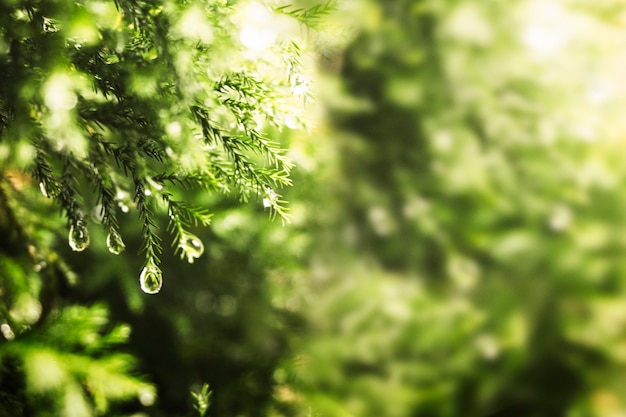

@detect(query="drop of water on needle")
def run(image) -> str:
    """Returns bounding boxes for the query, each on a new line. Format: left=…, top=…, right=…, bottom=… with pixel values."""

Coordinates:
left=39, top=183, right=49, bottom=198
left=139, top=265, right=162, bottom=294
left=181, top=234, right=204, bottom=264
left=106, top=230, right=126, bottom=255
left=69, top=224, right=90, bottom=252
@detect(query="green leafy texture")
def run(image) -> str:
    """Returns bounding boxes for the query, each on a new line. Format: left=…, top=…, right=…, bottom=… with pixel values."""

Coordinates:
left=0, top=0, right=326, bottom=415
left=0, top=0, right=305, bottom=287
left=1, top=304, right=154, bottom=416
left=191, top=383, right=212, bottom=417
left=0, top=171, right=154, bottom=417
left=275, top=1, right=338, bottom=30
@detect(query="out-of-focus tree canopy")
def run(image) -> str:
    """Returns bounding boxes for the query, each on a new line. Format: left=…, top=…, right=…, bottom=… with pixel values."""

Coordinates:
left=275, top=1, right=626, bottom=417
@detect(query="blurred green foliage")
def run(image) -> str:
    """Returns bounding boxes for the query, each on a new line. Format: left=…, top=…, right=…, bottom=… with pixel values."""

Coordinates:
left=275, top=1, right=626, bottom=417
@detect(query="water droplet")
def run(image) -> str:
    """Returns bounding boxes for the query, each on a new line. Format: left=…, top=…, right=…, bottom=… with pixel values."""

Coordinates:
left=180, top=233, right=204, bottom=263
left=1, top=323, right=15, bottom=341
left=106, top=230, right=126, bottom=255
left=139, top=264, right=162, bottom=294
left=39, top=182, right=57, bottom=198
left=39, top=182, right=49, bottom=198
left=263, top=187, right=278, bottom=208
left=116, top=191, right=131, bottom=212
left=68, top=223, right=90, bottom=251
left=91, top=204, right=104, bottom=224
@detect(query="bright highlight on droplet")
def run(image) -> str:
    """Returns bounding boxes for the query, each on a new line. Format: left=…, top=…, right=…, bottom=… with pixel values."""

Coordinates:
left=106, top=230, right=126, bottom=255
left=1, top=323, right=15, bottom=340
left=139, top=264, right=162, bottom=294
left=68, top=223, right=90, bottom=252
left=39, top=182, right=50, bottom=198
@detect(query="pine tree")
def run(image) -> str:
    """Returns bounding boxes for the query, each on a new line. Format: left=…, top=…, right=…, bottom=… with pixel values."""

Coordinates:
left=0, top=0, right=308, bottom=293
left=0, top=0, right=329, bottom=415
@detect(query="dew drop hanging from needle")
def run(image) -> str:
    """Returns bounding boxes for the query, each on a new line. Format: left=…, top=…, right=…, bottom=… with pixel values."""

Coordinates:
left=68, top=223, right=90, bottom=251
left=39, top=183, right=49, bottom=198
left=106, top=230, right=126, bottom=255
left=180, top=233, right=204, bottom=264
left=39, top=182, right=58, bottom=199
left=139, top=264, right=162, bottom=294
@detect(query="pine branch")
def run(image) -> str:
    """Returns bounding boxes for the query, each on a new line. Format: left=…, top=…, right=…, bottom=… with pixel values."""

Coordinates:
left=274, top=1, right=338, bottom=29
left=99, top=139, right=138, bottom=176
left=58, top=155, right=86, bottom=228
left=163, top=196, right=208, bottom=263
left=133, top=179, right=162, bottom=269
left=192, top=93, right=293, bottom=221
left=3, top=0, right=313, bottom=291
left=87, top=141, right=124, bottom=240
left=167, top=199, right=213, bottom=228
left=281, top=41, right=314, bottom=102
left=152, top=170, right=226, bottom=192
left=32, top=147, right=61, bottom=199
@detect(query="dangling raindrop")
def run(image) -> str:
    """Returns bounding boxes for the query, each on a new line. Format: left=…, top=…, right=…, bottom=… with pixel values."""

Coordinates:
left=139, top=264, right=162, bottom=294
left=68, top=223, right=90, bottom=252
left=39, top=182, right=49, bottom=198
left=91, top=204, right=104, bottom=224
left=180, top=233, right=204, bottom=264
left=39, top=182, right=57, bottom=198
left=106, top=230, right=126, bottom=255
